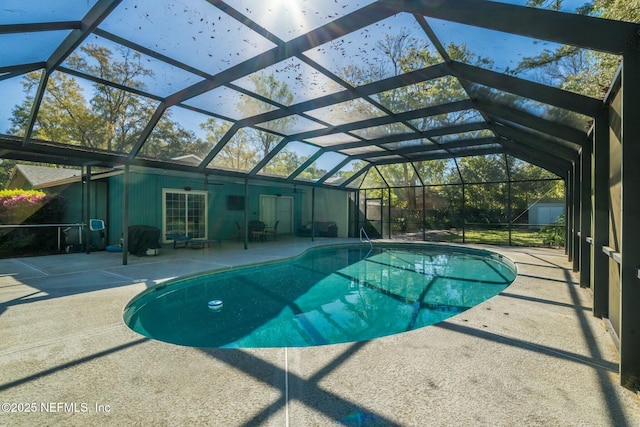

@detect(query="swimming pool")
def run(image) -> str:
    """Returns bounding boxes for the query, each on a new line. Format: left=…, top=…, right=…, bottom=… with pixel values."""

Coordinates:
left=123, top=243, right=517, bottom=348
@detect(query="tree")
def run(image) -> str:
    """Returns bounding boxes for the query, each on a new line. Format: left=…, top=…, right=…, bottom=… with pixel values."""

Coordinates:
left=11, top=44, right=205, bottom=158
left=11, top=72, right=103, bottom=147
left=140, top=117, right=210, bottom=161
left=261, top=147, right=309, bottom=177
left=455, top=155, right=507, bottom=223
left=344, top=32, right=493, bottom=214
left=0, top=159, right=16, bottom=188
left=204, top=72, right=295, bottom=171
left=295, top=162, right=327, bottom=181
left=593, top=0, right=640, bottom=21
left=202, top=120, right=255, bottom=170
left=513, top=0, right=639, bottom=100
left=243, top=73, right=295, bottom=158
left=69, top=45, right=154, bottom=151
left=0, top=189, right=66, bottom=256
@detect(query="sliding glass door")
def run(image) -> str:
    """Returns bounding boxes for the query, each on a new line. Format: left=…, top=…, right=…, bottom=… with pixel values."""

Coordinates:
left=163, top=189, right=208, bottom=241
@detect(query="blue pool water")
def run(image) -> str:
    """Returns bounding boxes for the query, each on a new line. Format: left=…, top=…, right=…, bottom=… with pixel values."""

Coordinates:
left=123, top=244, right=516, bottom=348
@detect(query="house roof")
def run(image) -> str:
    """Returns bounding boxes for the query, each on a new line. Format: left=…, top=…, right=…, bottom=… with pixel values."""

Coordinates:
left=11, top=164, right=82, bottom=189
left=0, top=1, right=638, bottom=189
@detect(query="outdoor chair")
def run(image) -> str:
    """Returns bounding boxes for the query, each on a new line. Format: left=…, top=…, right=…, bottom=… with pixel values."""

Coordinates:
left=234, top=221, right=244, bottom=241
left=248, top=220, right=266, bottom=242
left=166, top=232, right=192, bottom=248
left=166, top=232, right=220, bottom=249
left=264, top=220, right=279, bottom=240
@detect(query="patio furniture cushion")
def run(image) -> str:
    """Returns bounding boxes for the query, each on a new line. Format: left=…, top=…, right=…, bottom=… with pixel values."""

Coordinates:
left=297, top=221, right=337, bottom=237
left=166, top=232, right=192, bottom=248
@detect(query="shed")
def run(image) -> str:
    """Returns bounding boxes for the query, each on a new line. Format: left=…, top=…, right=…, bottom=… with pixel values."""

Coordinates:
left=528, top=201, right=564, bottom=229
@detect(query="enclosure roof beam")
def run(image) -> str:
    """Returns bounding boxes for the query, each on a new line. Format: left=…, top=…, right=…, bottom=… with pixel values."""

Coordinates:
left=339, top=162, right=373, bottom=189
left=352, top=137, right=498, bottom=160
left=317, top=158, right=353, bottom=185
left=286, top=150, right=325, bottom=182
left=163, top=2, right=399, bottom=108
left=499, top=136, right=572, bottom=169
left=291, top=100, right=475, bottom=142
left=94, top=28, right=216, bottom=81
left=6, top=0, right=629, bottom=190
left=0, top=137, right=127, bottom=167
left=477, top=100, right=589, bottom=147
left=451, top=61, right=602, bottom=117
left=493, top=123, right=580, bottom=162
left=0, top=21, right=81, bottom=35
left=396, top=0, right=639, bottom=54
left=326, top=122, right=489, bottom=152
left=46, top=0, right=123, bottom=73
left=0, top=63, right=49, bottom=81
left=197, top=123, right=243, bottom=170
left=20, top=0, right=123, bottom=148
left=233, top=63, right=451, bottom=129
left=60, top=67, right=165, bottom=102
left=500, top=139, right=570, bottom=178
left=127, top=2, right=399, bottom=162
left=371, top=146, right=504, bottom=166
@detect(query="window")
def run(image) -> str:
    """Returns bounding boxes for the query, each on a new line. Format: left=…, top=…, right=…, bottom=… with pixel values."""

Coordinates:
left=162, top=189, right=207, bottom=241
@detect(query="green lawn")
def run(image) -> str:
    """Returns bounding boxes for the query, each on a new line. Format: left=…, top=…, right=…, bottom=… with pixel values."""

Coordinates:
left=463, top=228, right=546, bottom=246
left=418, top=226, right=564, bottom=247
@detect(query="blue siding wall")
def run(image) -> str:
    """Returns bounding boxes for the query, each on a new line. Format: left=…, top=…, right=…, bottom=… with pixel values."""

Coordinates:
left=301, top=187, right=349, bottom=237
left=106, top=171, right=348, bottom=244
left=45, top=181, right=108, bottom=225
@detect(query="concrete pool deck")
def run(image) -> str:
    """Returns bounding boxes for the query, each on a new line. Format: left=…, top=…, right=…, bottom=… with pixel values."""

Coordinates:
left=0, top=238, right=639, bottom=426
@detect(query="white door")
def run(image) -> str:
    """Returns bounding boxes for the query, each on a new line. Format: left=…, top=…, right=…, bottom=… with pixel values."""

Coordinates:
left=277, top=197, right=293, bottom=234
left=260, top=195, right=293, bottom=235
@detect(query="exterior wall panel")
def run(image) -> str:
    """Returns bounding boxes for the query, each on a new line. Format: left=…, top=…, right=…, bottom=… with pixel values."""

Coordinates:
left=106, top=170, right=344, bottom=243
left=608, top=89, right=622, bottom=337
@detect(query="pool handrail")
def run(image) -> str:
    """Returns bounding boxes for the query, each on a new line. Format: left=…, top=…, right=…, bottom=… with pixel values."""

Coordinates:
left=359, top=227, right=372, bottom=244
left=359, top=227, right=373, bottom=258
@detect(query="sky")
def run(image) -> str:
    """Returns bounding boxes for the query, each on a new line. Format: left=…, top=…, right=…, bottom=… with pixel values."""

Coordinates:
left=0, top=0, right=599, bottom=144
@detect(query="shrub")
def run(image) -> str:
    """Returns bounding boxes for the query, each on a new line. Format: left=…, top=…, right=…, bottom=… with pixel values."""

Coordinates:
left=0, top=189, right=67, bottom=257
left=1, top=189, right=47, bottom=224
left=539, top=215, right=565, bottom=247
